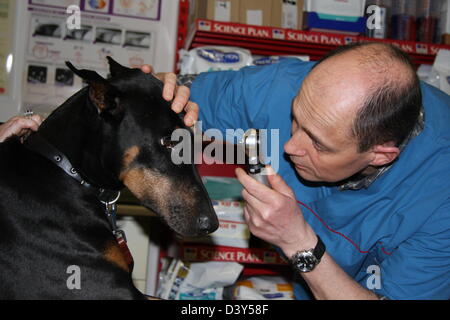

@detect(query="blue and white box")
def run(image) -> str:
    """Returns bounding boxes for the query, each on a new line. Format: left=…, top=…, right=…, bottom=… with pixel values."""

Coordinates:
left=305, top=0, right=367, bottom=33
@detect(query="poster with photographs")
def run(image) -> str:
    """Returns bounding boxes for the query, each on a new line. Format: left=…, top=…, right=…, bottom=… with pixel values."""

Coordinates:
left=124, top=31, right=151, bottom=49
left=31, top=17, right=64, bottom=39
left=30, top=0, right=81, bottom=9
left=113, top=0, right=160, bottom=20
left=0, top=0, right=14, bottom=97
left=65, top=25, right=94, bottom=42
left=84, top=0, right=110, bottom=14
left=17, top=0, right=173, bottom=118
left=95, top=27, right=122, bottom=45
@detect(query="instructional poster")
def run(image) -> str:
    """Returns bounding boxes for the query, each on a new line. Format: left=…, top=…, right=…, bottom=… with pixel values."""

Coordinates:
left=0, top=0, right=14, bottom=96
left=22, top=0, right=163, bottom=116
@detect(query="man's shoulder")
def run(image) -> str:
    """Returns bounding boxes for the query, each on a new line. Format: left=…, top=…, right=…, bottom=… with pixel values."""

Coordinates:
left=421, top=82, right=450, bottom=142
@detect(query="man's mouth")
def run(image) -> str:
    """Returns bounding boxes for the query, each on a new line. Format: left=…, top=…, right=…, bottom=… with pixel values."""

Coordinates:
left=295, top=164, right=308, bottom=171
left=290, top=157, right=307, bottom=170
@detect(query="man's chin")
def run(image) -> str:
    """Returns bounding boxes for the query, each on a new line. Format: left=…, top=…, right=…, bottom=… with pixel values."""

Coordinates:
left=295, top=167, right=320, bottom=182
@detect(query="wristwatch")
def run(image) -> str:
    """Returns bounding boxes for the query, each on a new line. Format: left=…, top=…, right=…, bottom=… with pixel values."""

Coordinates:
left=289, top=236, right=326, bottom=273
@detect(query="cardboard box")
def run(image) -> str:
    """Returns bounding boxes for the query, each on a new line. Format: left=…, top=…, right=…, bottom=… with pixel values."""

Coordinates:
left=239, top=0, right=272, bottom=26
left=206, top=0, right=240, bottom=22
left=443, top=34, right=450, bottom=45
left=188, top=0, right=208, bottom=27
left=272, top=0, right=305, bottom=29
left=442, top=0, right=450, bottom=34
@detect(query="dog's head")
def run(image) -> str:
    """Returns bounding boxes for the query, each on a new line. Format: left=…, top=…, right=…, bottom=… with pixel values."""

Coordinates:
left=66, top=57, right=218, bottom=237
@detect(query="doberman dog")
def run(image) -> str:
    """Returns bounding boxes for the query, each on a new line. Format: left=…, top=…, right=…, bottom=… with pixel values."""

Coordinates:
left=0, top=58, right=219, bottom=299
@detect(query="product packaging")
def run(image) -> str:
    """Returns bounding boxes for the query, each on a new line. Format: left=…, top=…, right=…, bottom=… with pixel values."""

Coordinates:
left=157, top=258, right=244, bottom=300
left=226, top=275, right=295, bottom=300
left=179, top=46, right=253, bottom=74
left=391, top=0, right=417, bottom=41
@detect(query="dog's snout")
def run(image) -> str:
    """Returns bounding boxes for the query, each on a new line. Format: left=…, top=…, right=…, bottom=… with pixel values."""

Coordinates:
left=197, top=215, right=219, bottom=234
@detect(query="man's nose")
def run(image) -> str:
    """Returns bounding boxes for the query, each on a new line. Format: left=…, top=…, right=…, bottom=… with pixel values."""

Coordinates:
left=284, top=136, right=307, bottom=157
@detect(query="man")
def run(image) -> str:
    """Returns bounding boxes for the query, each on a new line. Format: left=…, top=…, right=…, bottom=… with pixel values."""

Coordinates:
left=181, top=42, right=450, bottom=300
left=4, top=45, right=448, bottom=299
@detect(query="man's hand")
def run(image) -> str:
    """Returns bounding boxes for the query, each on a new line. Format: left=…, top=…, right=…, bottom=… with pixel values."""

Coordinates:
left=141, top=65, right=198, bottom=127
left=235, top=167, right=317, bottom=258
left=236, top=167, right=380, bottom=300
left=0, top=115, right=43, bottom=143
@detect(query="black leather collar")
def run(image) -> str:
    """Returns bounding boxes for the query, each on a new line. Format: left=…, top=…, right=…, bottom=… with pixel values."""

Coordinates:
left=23, top=132, right=132, bottom=267
left=23, top=133, right=120, bottom=204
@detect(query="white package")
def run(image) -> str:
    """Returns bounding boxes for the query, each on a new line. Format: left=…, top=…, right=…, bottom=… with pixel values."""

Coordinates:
left=426, top=49, right=450, bottom=95
left=305, top=0, right=366, bottom=17
left=232, top=276, right=295, bottom=300
left=183, top=200, right=251, bottom=248
left=252, top=55, right=310, bottom=66
left=179, top=46, right=253, bottom=74
left=157, top=258, right=243, bottom=300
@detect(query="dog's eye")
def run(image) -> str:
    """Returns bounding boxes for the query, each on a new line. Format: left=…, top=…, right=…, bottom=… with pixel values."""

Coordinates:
left=160, top=135, right=179, bottom=149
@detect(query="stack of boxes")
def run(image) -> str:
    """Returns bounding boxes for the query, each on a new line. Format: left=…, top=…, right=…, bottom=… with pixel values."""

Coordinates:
left=442, top=0, right=450, bottom=44
left=189, top=0, right=368, bottom=34
left=189, top=0, right=305, bottom=29
left=188, top=0, right=450, bottom=43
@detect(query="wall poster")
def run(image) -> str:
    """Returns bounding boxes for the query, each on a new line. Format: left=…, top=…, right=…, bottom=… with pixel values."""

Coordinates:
left=17, top=0, right=176, bottom=118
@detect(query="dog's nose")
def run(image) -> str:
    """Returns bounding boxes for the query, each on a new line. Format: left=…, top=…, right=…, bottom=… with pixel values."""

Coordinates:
left=197, top=215, right=219, bottom=234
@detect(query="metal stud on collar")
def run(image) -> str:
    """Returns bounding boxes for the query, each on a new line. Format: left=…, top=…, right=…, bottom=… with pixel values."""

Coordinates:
left=100, top=191, right=121, bottom=206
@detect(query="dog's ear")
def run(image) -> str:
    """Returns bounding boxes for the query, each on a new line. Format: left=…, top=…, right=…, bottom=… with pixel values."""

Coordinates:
left=106, top=56, right=130, bottom=78
left=66, top=61, right=108, bottom=84
left=66, top=61, right=122, bottom=118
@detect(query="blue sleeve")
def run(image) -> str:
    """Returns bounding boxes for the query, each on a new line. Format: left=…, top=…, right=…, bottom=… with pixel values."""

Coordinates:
left=190, top=59, right=314, bottom=141
left=361, top=200, right=450, bottom=300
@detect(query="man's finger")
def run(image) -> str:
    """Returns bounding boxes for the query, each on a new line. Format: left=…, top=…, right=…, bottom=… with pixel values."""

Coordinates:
left=31, top=114, right=44, bottom=126
left=235, top=168, right=273, bottom=204
left=171, top=85, right=190, bottom=113
left=183, top=101, right=198, bottom=127
left=266, top=166, right=295, bottom=199
left=162, top=73, right=177, bottom=102
left=14, top=118, right=40, bottom=132
left=242, top=200, right=261, bottom=229
left=241, top=188, right=264, bottom=212
left=141, top=65, right=153, bottom=74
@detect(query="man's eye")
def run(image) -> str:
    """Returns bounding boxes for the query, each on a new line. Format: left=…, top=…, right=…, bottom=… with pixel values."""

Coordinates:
left=160, top=135, right=179, bottom=149
left=312, top=140, right=326, bottom=152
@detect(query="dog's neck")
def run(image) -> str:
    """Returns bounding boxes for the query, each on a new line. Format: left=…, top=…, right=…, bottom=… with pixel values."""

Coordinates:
left=36, top=88, right=123, bottom=191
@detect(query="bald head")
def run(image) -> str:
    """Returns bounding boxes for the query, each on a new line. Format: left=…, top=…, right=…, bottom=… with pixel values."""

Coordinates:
left=302, top=43, right=422, bottom=152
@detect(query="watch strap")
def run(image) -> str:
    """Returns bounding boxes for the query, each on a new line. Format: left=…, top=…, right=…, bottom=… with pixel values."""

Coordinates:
left=313, top=235, right=326, bottom=261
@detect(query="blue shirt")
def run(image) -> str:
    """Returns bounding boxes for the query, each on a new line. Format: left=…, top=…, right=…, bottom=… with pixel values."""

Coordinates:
left=190, top=59, right=450, bottom=300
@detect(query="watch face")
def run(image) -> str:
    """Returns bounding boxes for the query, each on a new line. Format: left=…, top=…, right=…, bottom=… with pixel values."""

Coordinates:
left=294, top=251, right=319, bottom=273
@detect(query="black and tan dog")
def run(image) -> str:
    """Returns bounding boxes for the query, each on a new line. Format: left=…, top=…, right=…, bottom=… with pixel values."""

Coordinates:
left=0, top=58, right=218, bottom=299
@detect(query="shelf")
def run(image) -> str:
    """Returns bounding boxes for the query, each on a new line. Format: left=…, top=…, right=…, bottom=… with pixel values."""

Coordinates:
left=186, top=19, right=450, bottom=66
left=179, top=243, right=288, bottom=265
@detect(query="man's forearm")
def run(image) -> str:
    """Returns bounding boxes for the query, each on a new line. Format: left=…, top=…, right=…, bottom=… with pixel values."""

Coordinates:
left=300, top=252, right=379, bottom=300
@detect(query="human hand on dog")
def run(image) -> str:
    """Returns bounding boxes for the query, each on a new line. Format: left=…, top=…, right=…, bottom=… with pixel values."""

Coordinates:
left=141, top=65, right=198, bottom=127
left=0, top=115, right=43, bottom=143
left=235, top=167, right=318, bottom=258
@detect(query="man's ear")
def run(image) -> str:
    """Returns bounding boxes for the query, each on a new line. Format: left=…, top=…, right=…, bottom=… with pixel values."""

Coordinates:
left=369, top=142, right=400, bottom=167
left=66, top=61, right=122, bottom=118
left=106, top=56, right=130, bottom=78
